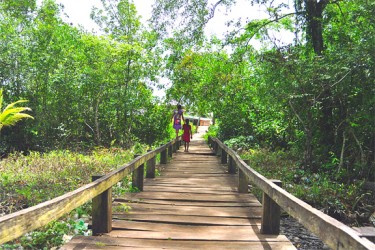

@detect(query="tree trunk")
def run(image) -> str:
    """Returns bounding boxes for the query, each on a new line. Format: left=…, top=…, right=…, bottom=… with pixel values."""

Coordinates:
left=304, top=111, right=314, bottom=171
left=305, top=0, right=328, bottom=55
left=94, top=96, right=101, bottom=145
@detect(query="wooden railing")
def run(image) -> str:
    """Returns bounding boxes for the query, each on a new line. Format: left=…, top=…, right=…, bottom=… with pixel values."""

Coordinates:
left=208, top=137, right=375, bottom=250
left=0, top=138, right=181, bottom=245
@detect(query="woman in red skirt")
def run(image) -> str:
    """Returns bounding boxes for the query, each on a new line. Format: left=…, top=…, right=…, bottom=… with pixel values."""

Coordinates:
left=182, top=119, right=193, bottom=152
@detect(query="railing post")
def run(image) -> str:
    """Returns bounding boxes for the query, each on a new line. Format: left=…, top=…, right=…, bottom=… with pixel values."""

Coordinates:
left=132, top=155, right=144, bottom=191
left=238, top=167, right=248, bottom=193
left=228, top=156, right=236, bottom=174
left=216, top=146, right=222, bottom=156
left=261, top=180, right=282, bottom=235
left=221, top=150, right=227, bottom=164
left=146, top=150, right=156, bottom=178
left=92, top=175, right=112, bottom=236
left=214, top=141, right=218, bottom=154
left=160, top=147, right=168, bottom=164
left=168, top=144, right=173, bottom=158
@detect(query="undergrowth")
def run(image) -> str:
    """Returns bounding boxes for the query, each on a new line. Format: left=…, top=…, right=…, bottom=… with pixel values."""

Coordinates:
left=240, top=148, right=374, bottom=227
left=0, top=144, right=149, bottom=249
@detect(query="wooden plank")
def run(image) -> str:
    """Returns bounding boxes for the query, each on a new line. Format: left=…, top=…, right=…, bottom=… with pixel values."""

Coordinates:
left=353, top=227, right=375, bottom=243
left=61, top=236, right=296, bottom=250
left=113, top=214, right=260, bottom=226
left=106, top=227, right=291, bottom=241
left=158, top=173, right=233, bottom=178
left=141, top=177, right=238, bottom=187
left=112, top=220, right=261, bottom=231
left=115, top=198, right=260, bottom=207
left=113, top=203, right=262, bottom=218
left=143, top=185, right=239, bottom=192
left=159, top=168, right=226, bottom=173
left=120, top=192, right=258, bottom=203
left=142, top=186, right=240, bottom=194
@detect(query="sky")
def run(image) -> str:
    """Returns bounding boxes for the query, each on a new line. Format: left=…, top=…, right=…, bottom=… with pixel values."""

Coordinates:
left=53, top=0, right=294, bottom=45
left=55, top=0, right=153, bottom=32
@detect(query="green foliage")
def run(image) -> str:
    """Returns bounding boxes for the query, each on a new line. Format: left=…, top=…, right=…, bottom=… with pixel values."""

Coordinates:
left=224, top=136, right=258, bottom=151
left=0, top=0, right=168, bottom=154
left=20, top=222, right=69, bottom=249
left=0, top=148, right=134, bottom=210
left=242, top=148, right=374, bottom=225
left=0, top=89, right=33, bottom=132
left=162, top=0, right=374, bottom=179
left=203, top=124, right=218, bottom=141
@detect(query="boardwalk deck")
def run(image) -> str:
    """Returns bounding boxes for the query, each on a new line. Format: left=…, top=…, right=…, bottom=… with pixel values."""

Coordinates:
left=62, top=130, right=296, bottom=249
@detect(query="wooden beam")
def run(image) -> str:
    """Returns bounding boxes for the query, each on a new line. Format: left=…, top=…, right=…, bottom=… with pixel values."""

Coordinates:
left=238, top=168, right=248, bottom=193
left=228, top=156, right=236, bottom=174
left=221, top=150, right=227, bottom=164
left=146, top=150, right=156, bottom=179
left=92, top=175, right=112, bottom=235
left=261, top=180, right=282, bottom=235
left=160, top=148, right=168, bottom=164
left=132, top=155, right=144, bottom=191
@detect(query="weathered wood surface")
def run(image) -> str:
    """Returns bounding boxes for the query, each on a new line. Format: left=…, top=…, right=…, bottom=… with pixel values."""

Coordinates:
left=62, top=134, right=296, bottom=249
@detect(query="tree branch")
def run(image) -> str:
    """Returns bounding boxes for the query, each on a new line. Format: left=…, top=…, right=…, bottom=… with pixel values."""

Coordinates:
left=206, top=0, right=225, bottom=22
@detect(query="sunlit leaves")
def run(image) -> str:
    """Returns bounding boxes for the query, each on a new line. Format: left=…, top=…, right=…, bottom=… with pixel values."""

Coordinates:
left=0, top=89, right=33, bottom=131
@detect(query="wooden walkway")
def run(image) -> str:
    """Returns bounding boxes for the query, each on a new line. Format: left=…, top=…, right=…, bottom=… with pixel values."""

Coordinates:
left=62, top=132, right=296, bottom=249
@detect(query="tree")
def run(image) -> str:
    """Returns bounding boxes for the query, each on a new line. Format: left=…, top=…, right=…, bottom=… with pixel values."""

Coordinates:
left=91, top=0, right=164, bottom=146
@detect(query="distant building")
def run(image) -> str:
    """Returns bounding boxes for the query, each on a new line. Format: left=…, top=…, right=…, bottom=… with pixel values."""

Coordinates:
left=184, top=115, right=212, bottom=126
left=199, top=118, right=211, bottom=126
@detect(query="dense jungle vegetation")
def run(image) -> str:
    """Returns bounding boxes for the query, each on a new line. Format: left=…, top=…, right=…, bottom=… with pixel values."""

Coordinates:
left=0, top=0, right=374, bottom=248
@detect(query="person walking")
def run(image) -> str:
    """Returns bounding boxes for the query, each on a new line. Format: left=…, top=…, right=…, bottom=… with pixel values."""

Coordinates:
left=172, top=104, right=184, bottom=138
left=182, top=119, right=193, bottom=152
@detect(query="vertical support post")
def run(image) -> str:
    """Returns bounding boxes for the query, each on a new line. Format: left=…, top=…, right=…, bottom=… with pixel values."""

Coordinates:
left=221, top=150, right=227, bottom=164
left=216, top=146, right=221, bottom=156
left=132, top=155, right=144, bottom=191
left=228, top=156, right=236, bottom=174
left=92, top=175, right=112, bottom=236
left=168, top=144, right=173, bottom=158
left=160, top=147, right=168, bottom=164
left=238, top=167, right=248, bottom=193
left=261, top=180, right=282, bottom=235
left=173, top=141, right=177, bottom=153
left=146, top=150, right=156, bottom=178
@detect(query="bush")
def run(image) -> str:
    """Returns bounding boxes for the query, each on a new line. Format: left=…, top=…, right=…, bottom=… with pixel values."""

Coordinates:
left=224, top=135, right=258, bottom=151
left=241, top=148, right=374, bottom=226
left=203, top=124, right=218, bottom=141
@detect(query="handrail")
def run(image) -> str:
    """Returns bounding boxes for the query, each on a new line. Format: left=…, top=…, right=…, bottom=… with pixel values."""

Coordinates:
left=0, top=138, right=180, bottom=245
left=209, top=137, right=375, bottom=250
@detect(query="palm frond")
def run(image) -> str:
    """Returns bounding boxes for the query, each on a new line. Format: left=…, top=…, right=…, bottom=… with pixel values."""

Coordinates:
left=0, top=89, right=34, bottom=131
